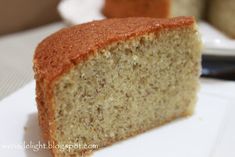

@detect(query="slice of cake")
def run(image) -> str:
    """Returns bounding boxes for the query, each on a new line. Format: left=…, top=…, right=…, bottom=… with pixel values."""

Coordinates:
left=103, top=0, right=205, bottom=20
left=33, top=17, right=202, bottom=157
left=207, top=0, right=235, bottom=38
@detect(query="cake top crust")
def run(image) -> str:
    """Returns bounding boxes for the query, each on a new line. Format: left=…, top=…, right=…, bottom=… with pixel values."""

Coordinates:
left=33, top=17, right=194, bottom=83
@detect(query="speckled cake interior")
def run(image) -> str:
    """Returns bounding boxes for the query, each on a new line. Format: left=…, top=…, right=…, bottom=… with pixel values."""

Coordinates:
left=33, top=17, right=202, bottom=157
left=53, top=27, right=201, bottom=156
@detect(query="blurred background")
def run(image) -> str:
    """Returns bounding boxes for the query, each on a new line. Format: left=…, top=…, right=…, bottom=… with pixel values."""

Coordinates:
left=0, top=0, right=235, bottom=101
left=0, top=0, right=65, bottom=100
left=0, top=0, right=61, bottom=35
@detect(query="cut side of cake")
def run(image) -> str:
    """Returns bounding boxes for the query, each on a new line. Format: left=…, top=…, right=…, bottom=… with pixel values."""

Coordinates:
left=33, top=17, right=202, bottom=157
left=103, top=0, right=205, bottom=20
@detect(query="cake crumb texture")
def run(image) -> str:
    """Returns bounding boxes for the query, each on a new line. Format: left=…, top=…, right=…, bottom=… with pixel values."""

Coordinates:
left=33, top=17, right=201, bottom=157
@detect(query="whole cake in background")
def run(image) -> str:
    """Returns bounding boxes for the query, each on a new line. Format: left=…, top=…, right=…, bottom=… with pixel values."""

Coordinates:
left=103, top=0, right=205, bottom=20
left=103, top=0, right=235, bottom=38
left=33, top=17, right=202, bottom=157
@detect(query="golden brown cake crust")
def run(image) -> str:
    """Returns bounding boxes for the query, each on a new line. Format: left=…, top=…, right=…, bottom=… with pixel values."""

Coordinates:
left=33, top=17, right=195, bottom=156
left=103, top=0, right=171, bottom=18
left=34, top=17, right=194, bottom=83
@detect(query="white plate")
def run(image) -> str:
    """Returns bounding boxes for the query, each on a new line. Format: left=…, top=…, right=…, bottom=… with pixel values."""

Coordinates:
left=1, top=79, right=235, bottom=157
left=58, top=0, right=235, bottom=57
